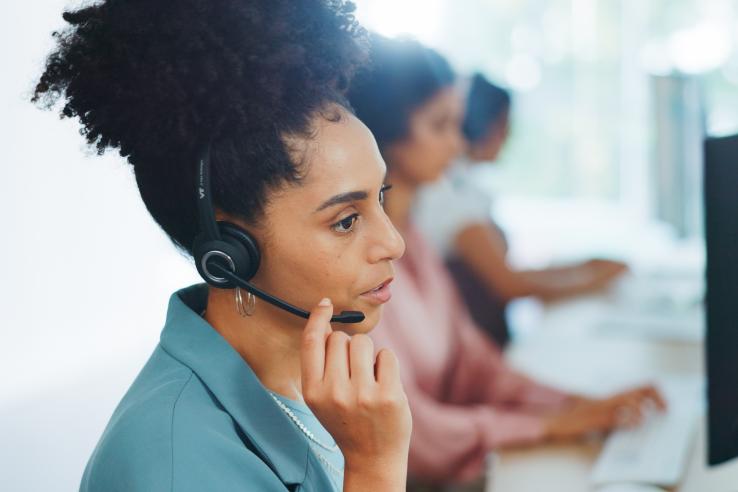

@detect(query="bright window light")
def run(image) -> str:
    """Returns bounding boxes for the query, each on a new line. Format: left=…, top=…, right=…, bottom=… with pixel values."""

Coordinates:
left=505, top=54, right=542, bottom=92
left=669, top=22, right=732, bottom=74
left=353, top=0, right=443, bottom=45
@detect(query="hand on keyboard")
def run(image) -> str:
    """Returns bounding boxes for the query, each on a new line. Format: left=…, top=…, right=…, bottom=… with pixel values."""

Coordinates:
left=543, top=385, right=667, bottom=441
left=591, top=401, right=699, bottom=486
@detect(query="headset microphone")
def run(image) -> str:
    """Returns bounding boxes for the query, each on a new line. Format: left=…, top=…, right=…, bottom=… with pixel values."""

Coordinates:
left=191, top=143, right=365, bottom=324
left=208, top=262, right=365, bottom=323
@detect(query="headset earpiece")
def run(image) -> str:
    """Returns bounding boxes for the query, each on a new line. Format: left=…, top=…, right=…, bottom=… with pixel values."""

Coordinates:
left=217, top=221, right=261, bottom=280
left=193, top=221, right=261, bottom=288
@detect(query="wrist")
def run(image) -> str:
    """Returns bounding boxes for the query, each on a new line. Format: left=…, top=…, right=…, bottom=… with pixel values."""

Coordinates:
left=542, top=413, right=568, bottom=441
left=566, top=394, right=592, bottom=407
left=343, top=453, right=408, bottom=490
left=542, top=415, right=556, bottom=440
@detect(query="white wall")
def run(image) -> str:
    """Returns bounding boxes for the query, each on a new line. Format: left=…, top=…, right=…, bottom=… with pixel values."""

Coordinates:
left=0, top=2, right=201, bottom=490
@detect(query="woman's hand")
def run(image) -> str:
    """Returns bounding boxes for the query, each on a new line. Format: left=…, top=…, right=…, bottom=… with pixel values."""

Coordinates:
left=543, top=385, right=667, bottom=441
left=583, top=259, right=629, bottom=290
left=301, top=298, right=411, bottom=492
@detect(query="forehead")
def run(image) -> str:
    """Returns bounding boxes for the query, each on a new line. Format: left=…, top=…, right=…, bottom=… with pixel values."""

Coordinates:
left=278, top=109, right=386, bottom=207
left=416, top=86, right=464, bottom=117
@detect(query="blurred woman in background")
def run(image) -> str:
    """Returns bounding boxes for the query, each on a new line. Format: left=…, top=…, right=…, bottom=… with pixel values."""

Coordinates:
left=414, top=73, right=628, bottom=347
left=349, top=34, right=664, bottom=491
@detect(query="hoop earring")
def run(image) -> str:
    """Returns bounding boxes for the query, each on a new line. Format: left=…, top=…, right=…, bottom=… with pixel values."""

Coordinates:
left=234, top=287, right=256, bottom=317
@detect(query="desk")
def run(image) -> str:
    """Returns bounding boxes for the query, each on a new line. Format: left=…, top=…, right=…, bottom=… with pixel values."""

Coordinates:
left=485, top=291, right=738, bottom=492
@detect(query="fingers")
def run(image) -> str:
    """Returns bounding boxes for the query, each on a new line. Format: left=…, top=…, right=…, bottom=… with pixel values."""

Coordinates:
left=375, top=348, right=402, bottom=390
left=607, top=385, right=668, bottom=429
left=584, top=400, right=641, bottom=432
left=301, top=298, right=335, bottom=389
left=613, top=400, right=646, bottom=428
left=638, top=385, right=668, bottom=411
left=589, top=400, right=634, bottom=432
left=349, top=334, right=376, bottom=386
left=550, top=384, right=669, bottom=440
left=325, top=331, right=351, bottom=383
left=589, top=259, right=628, bottom=284
left=617, top=385, right=668, bottom=412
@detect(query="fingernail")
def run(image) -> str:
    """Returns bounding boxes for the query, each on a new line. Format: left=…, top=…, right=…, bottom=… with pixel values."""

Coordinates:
left=319, top=298, right=331, bottom=307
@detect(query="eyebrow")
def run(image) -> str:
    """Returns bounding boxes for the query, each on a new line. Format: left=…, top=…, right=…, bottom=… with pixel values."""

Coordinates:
left=314, top=170, right=389, bottom=213
left=314, top=190, right=369, bottom=213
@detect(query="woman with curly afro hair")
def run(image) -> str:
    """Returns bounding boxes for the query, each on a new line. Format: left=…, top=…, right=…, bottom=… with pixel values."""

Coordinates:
left=33, top=1, right=409, bottom=491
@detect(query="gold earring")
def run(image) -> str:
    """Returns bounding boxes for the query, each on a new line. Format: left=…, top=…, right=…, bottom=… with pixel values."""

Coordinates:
left=234, top=287, right=256, bottom=317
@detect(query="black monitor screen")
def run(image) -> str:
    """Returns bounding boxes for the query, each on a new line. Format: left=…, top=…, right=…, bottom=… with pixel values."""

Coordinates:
left=705, top=133, right=738, bottom=466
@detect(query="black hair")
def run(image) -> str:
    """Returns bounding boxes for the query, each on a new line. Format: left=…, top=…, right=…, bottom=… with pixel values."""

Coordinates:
left=347, top=33, right=455, bottom=152
left=462, top=73, right=511, bottom=144
left=32, top=0, right=367, bottom=255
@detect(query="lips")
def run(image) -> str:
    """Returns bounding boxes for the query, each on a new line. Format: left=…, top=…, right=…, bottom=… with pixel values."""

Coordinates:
left=360, top=277, right=394, bottom=304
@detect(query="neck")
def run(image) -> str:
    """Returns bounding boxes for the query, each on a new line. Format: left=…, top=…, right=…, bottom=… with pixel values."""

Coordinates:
left=204, top=286, right=305, bottom=401
left=384, top=171, right=417, bottom=235
left=465, top=144, right=487, bottom=163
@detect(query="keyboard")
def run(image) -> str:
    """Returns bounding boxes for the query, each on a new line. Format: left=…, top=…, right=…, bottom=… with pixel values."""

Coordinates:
left=590, top=382, right=702, bottom=487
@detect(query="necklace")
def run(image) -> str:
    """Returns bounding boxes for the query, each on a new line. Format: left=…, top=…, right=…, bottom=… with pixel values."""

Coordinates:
left=268, top=392, right=339, bottom=452
left=268, top=392, right=344, bottom=480
left=308, top=442, right=344, bottom=478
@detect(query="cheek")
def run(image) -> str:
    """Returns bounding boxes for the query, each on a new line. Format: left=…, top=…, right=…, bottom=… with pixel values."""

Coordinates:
left=393, top=134, right=448, bottom=183
left=416, top=131, right=455, bottom=177
left=258, top=234, right=361, bottom=307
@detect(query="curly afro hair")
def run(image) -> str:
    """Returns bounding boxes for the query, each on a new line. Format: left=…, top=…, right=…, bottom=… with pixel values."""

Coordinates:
left=32, top=0, right=367, bottom=255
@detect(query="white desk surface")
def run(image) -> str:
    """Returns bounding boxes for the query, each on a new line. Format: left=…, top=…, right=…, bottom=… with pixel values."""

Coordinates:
left=485, top=285, right=738, bottom=492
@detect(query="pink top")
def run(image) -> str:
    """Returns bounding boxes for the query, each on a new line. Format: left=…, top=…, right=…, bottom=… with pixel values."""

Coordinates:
left=371, top=225, right=571, bottom=483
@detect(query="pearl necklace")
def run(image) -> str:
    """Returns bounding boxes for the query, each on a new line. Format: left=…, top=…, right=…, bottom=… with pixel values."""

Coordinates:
left=268, top=392, right=344, bottom=479
left=309, top=443, right=344, bottom=479
left=268, top=392, right=339, bottom=452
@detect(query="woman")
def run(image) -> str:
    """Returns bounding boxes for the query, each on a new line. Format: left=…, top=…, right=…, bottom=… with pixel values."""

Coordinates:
left=33, top=2, right=410, bottom=491
left=415, top=73, right=628, bottom=346
left=348, top=34, right=664, bottom=489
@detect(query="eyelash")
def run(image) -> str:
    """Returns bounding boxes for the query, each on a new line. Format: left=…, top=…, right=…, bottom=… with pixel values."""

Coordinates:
left=330, top=184, right=393, bottom=234
left=379, top=184, right=392, bottom=205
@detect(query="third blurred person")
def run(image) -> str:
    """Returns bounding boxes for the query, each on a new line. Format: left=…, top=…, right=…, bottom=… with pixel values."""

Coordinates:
left=414, top=73, right=628, bottom=347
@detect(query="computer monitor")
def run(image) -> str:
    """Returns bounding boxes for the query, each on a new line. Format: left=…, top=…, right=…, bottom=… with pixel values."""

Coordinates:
left=704, top=133, right=738, bottom=466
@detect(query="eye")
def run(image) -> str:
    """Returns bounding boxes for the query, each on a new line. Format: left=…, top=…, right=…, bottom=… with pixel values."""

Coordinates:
left=379, top=184, right=393, bottom=206
left=331, top=213, right=359, bottom=234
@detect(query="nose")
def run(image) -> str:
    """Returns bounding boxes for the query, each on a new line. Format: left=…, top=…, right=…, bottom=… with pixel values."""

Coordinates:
left=367, top=211, right=406, bottom=264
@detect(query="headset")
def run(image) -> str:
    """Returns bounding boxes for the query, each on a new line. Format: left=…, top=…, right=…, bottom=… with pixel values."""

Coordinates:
left=191, top=144, right=365, bottom=324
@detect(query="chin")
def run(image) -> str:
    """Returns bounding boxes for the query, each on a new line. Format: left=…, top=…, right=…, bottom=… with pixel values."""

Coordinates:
left=425, top=166, right=450, bottom=183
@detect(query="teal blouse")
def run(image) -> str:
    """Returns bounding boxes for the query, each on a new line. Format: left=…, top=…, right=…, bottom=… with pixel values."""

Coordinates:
left=270, top=394, right=345, bottom=491
left=80, top=283, right=340, bottom=491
